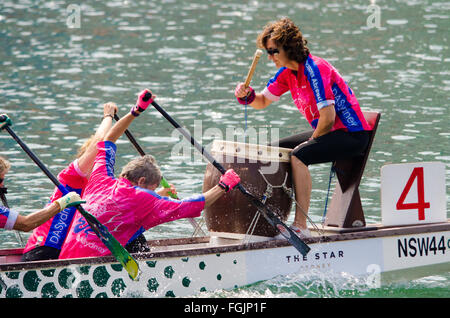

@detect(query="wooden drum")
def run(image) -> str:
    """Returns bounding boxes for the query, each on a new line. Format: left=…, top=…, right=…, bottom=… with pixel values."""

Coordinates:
left=202, top=140, right=293, bottom=237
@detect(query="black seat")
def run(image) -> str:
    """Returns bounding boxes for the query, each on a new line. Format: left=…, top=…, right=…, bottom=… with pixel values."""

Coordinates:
left=323, top=111, right=381, bottom=229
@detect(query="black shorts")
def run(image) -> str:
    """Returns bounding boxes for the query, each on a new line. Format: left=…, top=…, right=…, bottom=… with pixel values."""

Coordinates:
left=270, top=129, right=370, bottom=166
left=125, top=233, right=150, bottom=253
left=21, top=246, right=60, bottom=262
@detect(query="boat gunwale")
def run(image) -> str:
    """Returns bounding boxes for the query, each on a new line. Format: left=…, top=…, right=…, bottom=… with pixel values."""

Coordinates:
left=1, top=220, right=449, bottom=272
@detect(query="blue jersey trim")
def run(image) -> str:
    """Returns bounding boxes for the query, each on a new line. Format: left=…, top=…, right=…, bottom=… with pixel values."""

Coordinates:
left=0, top=206, right=10, bottom=217
left=332, top=83, right=364, bottom=132
left=304, top=56, right=328, bottom=106
left=134, top=187, right=205, bottom=203
left=267, top=67, right=287, bottom=87
left=44, top=185, right=82, bottom=250
left=126, top=226, right=145, bottom=246
left=103, top=141, right=117, bottom=178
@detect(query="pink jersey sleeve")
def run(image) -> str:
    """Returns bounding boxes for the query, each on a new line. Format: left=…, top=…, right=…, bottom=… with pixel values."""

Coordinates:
left=82, top=141, right=117, bottom=198
left=262, top=67, right=290, bottom=101
left=134, top=189, right=204, bottom=229
left=0, top=206, right=18, bottom=230
left=90, top=141, right=117, bottom=180
left=48, top=159, right=88, bottom=203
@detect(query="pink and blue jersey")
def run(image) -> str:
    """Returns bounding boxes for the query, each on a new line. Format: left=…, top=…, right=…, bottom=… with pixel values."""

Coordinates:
left=23, top=160, right=88, bottom=254
left=59, top=141, right=205, bottom=259
left=262, top=54, right=371, bottom=132
left=0, top=206, right=18, bottom=230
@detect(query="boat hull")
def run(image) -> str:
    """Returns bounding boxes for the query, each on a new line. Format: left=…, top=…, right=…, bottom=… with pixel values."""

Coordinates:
left=0, top=222, right=449, bottom=298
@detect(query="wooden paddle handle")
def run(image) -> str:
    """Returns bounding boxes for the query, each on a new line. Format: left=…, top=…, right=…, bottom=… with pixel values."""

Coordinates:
left=244, top=49, right=263, bottom=88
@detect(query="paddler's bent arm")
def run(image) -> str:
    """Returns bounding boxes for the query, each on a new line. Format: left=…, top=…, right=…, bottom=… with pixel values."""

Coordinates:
left=203, top=185, right=227, bottom=207
left=248, top=93, right=272, bottom=110
left=77, top=102, right=118, bottom=177
left=13, top=192, right=84, bottom=232
left=311, top=104, right=335, bottom=139
left=203, top=169, right=241, bottom=207
left=104, top=89, right=154, bottom=143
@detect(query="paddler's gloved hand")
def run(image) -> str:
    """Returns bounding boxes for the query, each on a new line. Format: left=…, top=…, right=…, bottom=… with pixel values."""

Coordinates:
left=55, top=192, right=85, bottom=211
left=234, top=83, right=255, bottom=105
left=218, top=169, right=241, bottom=192
left=0, top=114, right=12, bottom=130
left=130, top=89, right=154, bottom=117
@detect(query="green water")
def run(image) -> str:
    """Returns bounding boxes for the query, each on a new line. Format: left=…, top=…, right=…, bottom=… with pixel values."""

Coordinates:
left=0, top=0, right=448, bottom=297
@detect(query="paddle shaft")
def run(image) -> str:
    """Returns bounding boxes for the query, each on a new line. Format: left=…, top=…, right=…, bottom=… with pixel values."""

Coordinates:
left=115, top=114, right=146, bottom=156
left=0, top=121, right=140, bottom=280
left=244, top=49, right=263, bottom=88
left=149, top=98, right=311, bottom=256
left=113, top=113, right=185, bottom=197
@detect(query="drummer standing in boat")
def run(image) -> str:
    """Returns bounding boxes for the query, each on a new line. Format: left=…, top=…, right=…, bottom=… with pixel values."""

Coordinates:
left=234, top=18, right=372, bottom=237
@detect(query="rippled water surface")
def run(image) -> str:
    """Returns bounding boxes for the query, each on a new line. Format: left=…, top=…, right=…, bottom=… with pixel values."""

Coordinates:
left=0, top=0, right=448, bottom=297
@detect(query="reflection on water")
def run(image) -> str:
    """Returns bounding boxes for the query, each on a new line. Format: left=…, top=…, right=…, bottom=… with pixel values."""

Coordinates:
left=0, top=0, right=448, bottom=296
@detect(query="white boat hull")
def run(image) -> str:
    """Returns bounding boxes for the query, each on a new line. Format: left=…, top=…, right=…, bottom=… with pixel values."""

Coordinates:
left=1, top=221, right=449, bottom=298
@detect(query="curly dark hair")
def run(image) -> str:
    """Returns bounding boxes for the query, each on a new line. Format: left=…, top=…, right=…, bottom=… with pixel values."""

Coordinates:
left=257, top=17, right=310, bottom=63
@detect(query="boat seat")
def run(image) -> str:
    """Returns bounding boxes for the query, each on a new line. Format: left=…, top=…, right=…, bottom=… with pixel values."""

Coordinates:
left=323, top=111, right=381, bottom=228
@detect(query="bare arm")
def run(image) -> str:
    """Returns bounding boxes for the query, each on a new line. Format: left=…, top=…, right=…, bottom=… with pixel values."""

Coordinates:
left=104, top=111, right=136, bottom=143
left=13, top=202, right=61, bottom=232
left=202, top=185, right=227, bottom=207
left=77, top=102, right=118, bottom=176
left=104, top=89, right=153, bottom=143
left=249, top=93, right=273, bottom=110
left=312, top=104, right=335, bottom=139
left=12, top=192, right=83, bottom=232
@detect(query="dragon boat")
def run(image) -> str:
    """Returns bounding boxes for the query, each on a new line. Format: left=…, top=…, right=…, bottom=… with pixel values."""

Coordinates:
left=0, top=112, right=449, bottom=298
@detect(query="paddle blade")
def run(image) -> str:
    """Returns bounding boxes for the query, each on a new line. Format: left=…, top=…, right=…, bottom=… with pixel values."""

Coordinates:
left=78, top=207, right=141, bottom=280
left=236, top=184, right=311, bottom=256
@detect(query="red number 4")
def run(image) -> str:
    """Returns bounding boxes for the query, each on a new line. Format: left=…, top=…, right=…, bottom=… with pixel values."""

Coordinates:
left=396, top=167, right=430, bottom=220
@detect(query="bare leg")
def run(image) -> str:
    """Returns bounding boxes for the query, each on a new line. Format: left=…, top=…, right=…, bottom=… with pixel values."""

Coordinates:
left=291, top=156, right=311, bottom=229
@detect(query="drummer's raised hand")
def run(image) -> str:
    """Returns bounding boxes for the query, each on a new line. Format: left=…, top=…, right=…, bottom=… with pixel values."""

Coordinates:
left=218, top=169, right=241, bottom=192
left=234, top=83, right=256, bottom=105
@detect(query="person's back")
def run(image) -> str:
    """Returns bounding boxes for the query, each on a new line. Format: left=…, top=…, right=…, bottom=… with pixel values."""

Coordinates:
left=21, top=103, right=118, bottom=261
left=59, top=89, right=240, bottom=260
left=59, top=141, right=206, bottom=259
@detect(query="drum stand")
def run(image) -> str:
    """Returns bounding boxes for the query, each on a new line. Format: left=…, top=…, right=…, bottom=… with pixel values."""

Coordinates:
left=243, top=170, right=325, bottom=245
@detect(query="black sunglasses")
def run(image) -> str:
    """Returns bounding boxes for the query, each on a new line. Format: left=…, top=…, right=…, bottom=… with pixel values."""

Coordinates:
left=266, top=48, right=280, bottom=56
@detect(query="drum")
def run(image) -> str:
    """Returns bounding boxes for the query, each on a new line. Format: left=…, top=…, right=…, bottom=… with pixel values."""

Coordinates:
left=202, top=140, right=293, bottom=237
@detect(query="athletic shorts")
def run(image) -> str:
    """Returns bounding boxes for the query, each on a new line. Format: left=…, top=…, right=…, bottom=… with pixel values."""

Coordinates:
left=21, top=246, right=60, bottom=262
left=269, top=130, right=370, bottom=166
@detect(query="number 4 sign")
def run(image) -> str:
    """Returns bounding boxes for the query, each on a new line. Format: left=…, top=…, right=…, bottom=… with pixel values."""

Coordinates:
left=381, top=162, right=446, bottom=226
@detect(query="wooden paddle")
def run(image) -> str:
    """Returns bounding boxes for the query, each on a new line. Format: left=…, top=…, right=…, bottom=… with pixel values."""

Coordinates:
left=242, top=49, right=263, bottom=133
left=244, top=49, right=263, bottom=88
left=0, top=114, right=140, bottom=280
